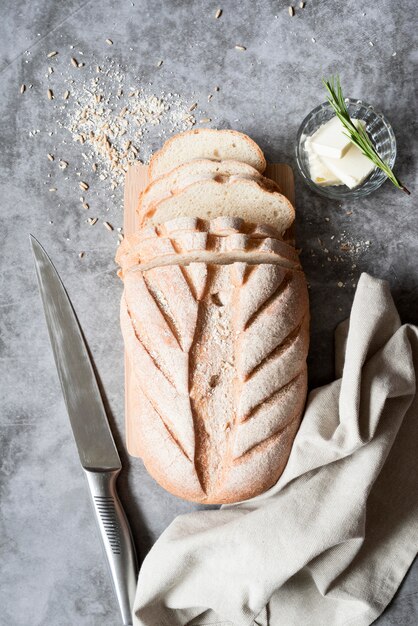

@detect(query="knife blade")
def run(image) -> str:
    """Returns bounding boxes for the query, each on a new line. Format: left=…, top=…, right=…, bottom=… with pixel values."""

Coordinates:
left=30, top=235, right=138, bottom=625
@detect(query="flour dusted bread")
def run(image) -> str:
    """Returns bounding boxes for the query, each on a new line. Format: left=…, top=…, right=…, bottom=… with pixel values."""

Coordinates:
left=140, top=177, right=295, bottom=234
left=138, top=159, right=276, bottom=225
left=148, top=128, right=267, bottom=180
left=118, top=129, right=309, bottom=504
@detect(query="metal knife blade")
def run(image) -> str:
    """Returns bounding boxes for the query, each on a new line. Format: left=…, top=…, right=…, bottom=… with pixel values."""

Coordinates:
left=31, top=235, right=138, bottom=625
left=30, top=235, right=120, bottom=471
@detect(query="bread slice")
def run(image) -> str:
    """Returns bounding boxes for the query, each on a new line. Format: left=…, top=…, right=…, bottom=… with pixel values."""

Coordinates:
left=141, top=178, right=295, bottom=235
left=138, top=159, right=277, bottom=225
left=148, top=129, right=267, bottom=180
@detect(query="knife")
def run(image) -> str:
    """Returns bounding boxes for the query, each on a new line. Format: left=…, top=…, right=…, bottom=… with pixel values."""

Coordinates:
left=30, top=236, right=138, bottom=625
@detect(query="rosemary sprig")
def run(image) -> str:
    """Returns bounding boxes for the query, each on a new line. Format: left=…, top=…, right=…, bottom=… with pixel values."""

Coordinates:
left=322, top=76, right=410, bottom=195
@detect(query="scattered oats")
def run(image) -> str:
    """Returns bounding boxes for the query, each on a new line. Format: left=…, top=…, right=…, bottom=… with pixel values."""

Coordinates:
left=87, top=217, right=98, bottom=225
left=79, top=181, right=89, bottom=190
left=103, top=221, right=113, bottom=231
left=79, top=251, right=85, bottom=258
left=189, top=102, right=198, bottom=111
left=118, top=233, right=124, bottom=242
left=47, top=89, right=54, bottom=100
left=63, top=90, right=70, bottom=100
left=156, top=60, right=163, bottom=67
left=47, top=50, right=58, bottom=58
left=324, top=217, right=330, bottom=222
left=200, top=117, right=212, bottom=123
left=71, top=57, right=79, bottom=67
left=392, top=52, right=397, bottom=56
left=47, top=153, right=54, bottom=161
left=346, top=210, right=352, bottom=215
left=288, top=6, right=295, bottom=16
left=214, top=86, right=220, bottom=91
left=300, top=1, right=305, bottom=7
left=49, top=187, right=57, bottom=192
left=59, top=160, right=69, bottom=169
left=82, top=202, right=89, bottom=209
left=235, top=45, right=246, bottom=51
left=92, top=163, right=98, bottom=172
left=369, top=41, right=374, bottom=47
left=208, top=94, right=213, bottom=101
left=337, top=281, right=344, bottom=288
left=20, top=84, right=26, bottom=94
left=214, top=8, right=222, bottom=18
left=106, top=38, right=113, bottom=45
left=78, top=61, right=85, bottom=67
left=311, top=37, right=316, bottom=43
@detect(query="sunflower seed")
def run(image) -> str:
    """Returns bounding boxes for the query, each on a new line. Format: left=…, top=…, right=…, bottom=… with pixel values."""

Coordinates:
left=156, top=60, right=163, bottom=67
left=71, top=57, right=79, bottom=67
left=103, top=221, right=113, bottom=231
left=47, top=51, right=58, bottom=58
left=63, top=90, right=70, bottom=100
left=200, top=117, right=212, bottom=123
left=79, top=251, right=85, bottom=258
left=47, top=89, right=54, bottom=100
left=20, top=84, right=26, bottom=94
left=82, top=202, right=89, bottom=209
left=189, top=102, right=198, bottom=111
left=47, top=154, right=54, bottom=161
left=299, top=1, right=305, bottom=7
left=79, top=181, right=89, bottom=190
left=49, top=187, right=57, bottom=192
left=235, top=45, right=246, bottom=51
left=105, top=38, right=113, bottom=45
left=214, top=8, right=222, bottom=18
left=288, top=6, right=295, bottom=16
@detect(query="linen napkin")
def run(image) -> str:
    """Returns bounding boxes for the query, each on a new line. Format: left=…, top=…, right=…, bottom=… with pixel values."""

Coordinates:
left=133, top=273, right=418, bottom=626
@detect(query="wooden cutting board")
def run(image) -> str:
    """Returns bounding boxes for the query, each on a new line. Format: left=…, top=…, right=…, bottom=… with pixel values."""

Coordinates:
left=122, top=163, right=295, bottom=455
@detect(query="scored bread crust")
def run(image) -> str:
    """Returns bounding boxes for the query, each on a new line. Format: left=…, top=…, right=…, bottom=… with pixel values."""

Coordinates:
left=138, top=159, right=280, bottom=226
left=116, top=216, right=300, bottom=276
left=148, top=128, right=267, bottom=180
left=139, top=177, right=295, bottom=234
left=117, top=218, right=309, bottom=504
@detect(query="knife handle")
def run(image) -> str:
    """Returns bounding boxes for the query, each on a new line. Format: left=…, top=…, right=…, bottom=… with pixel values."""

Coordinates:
left=84, top=469, right=138, bottom=625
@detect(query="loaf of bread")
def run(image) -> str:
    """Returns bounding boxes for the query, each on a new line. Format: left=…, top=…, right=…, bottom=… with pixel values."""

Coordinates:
left=117, top=129, right=309, bottom=504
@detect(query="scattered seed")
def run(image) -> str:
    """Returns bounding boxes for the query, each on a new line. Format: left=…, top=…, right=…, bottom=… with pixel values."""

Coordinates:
left=79, top=251, right=85, bottom=258
left=92, top=163, right=98, bottom=172
left=337, top=281, right=344, bottom=288
left=214, top=86, right=220, bottom=91
left=59, top=160, right=68, bottom=169
left=87, top=217, right=98, bottom=225
left=79, top=181, right=89, bottom=190
left=156, top=60, right=163, bottom=67
left=82, top=202, right=89, bottom=209
left=20, top=84, right=26, bottom=94
left=47, top=51, right=58, bottom=58
left=105, top=38, right=113, bottom=45
left=189, top=102, right=198, bottom=111
left=199, top=117, right=212, bottom=123
left=103, top=221, right=113, bottom=231
left=47, top=154, right=54, bottom=161
left=63, top=90, right=70, bottom=100
left=47, top=89, right=54, bottom=100
left=118, top=233, right=124, bottom=242
left=131, top=145, right=138, bottom=155
left=369, top=41, right=374, bottom=47
left=300, top=1, right=305, bottom=7
left=311, top=37, right=316, bottom=43
left=48, top=66, right=54, bottom=75
left=78, top=61, right=85, bottom=67
left=49, top=187, right=57, bottom=192
left=235, top=45, right=246, bottom=51
left=214, top=8, right=222, bottom=18
left=71, top=57, right=79, bottom=67
left=288, top=6, right=295, bottom=16
left=208, top=94, right=213, bottom=101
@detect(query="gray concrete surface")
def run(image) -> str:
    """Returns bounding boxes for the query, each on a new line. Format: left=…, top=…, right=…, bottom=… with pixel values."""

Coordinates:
left=1, top=0, right=417, bottom=624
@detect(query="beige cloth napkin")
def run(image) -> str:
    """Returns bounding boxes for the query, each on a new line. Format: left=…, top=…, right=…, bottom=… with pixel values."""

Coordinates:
left=133, top=273, right=418, bottom=626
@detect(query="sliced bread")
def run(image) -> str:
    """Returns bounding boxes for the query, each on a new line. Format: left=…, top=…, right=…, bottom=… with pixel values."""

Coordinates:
left=138, top=159, right=276, bottom=224
left=141, top=178, right=295, bottom=234
left=148, top=128, right=267, bottom=180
